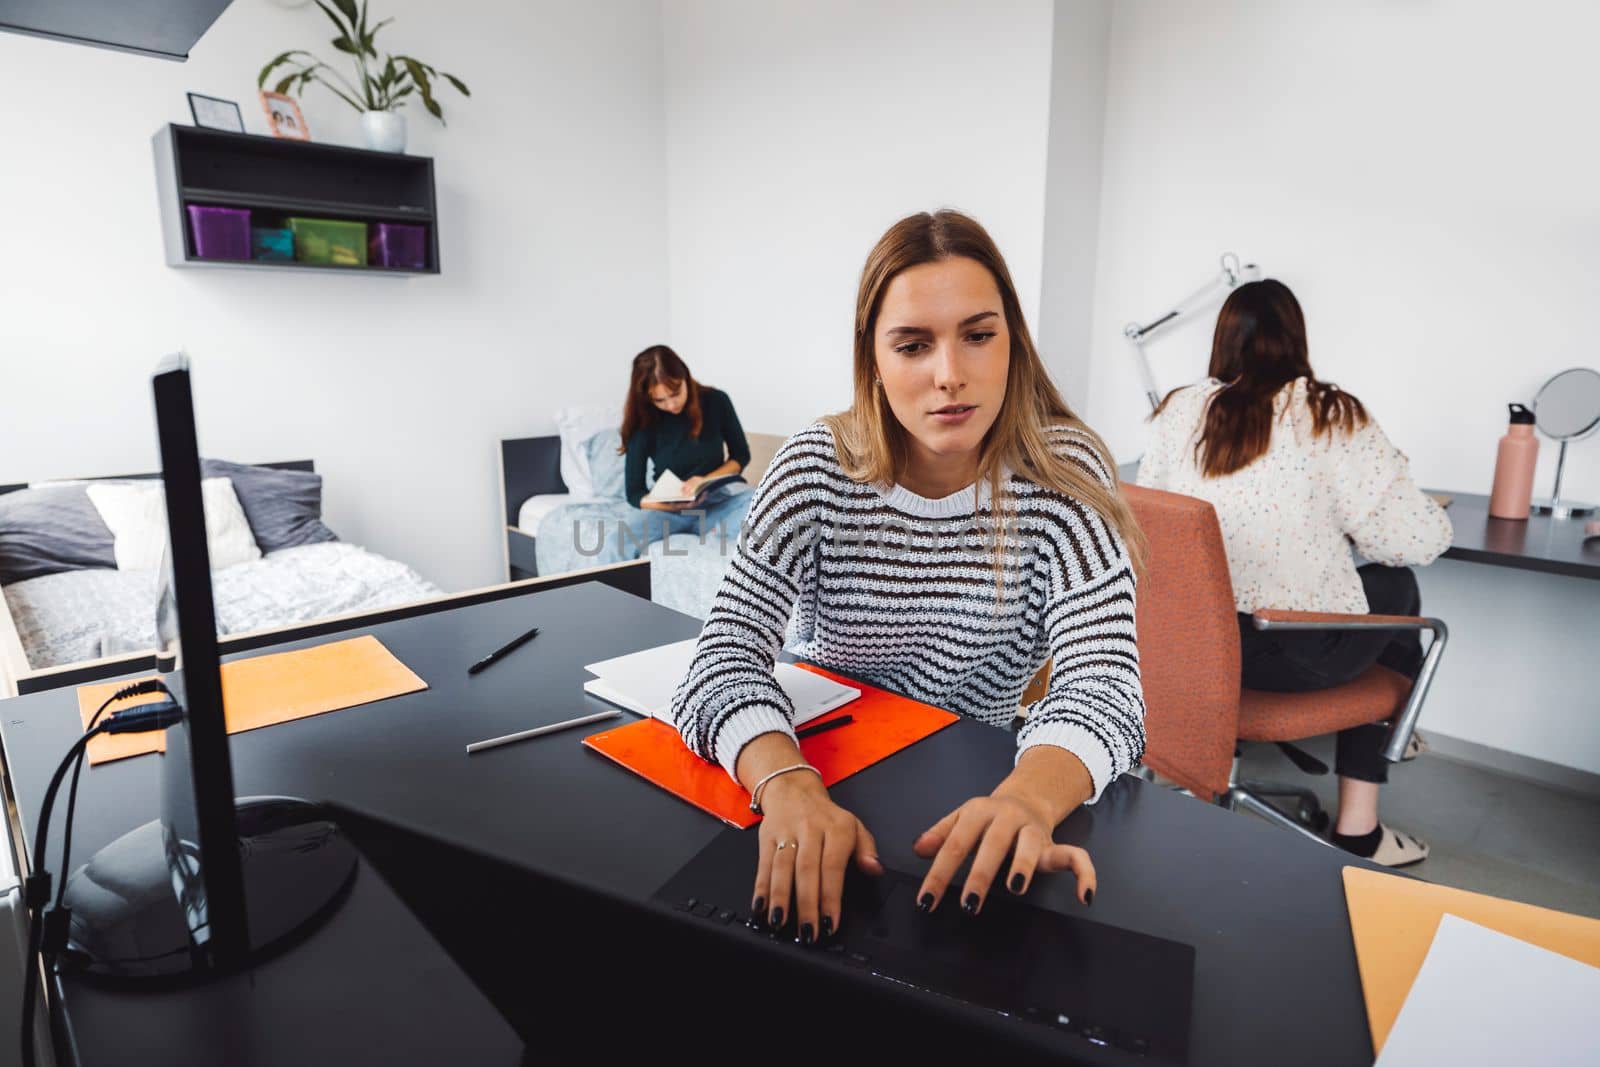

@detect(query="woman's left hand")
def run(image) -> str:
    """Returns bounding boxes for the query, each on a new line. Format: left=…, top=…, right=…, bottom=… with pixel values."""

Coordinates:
left=679, top=475, right=706, bottom=498
left=912, top=789, right=1096, bottom=915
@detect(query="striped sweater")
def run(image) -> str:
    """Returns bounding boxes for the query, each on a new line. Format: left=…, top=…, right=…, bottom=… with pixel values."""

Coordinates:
left=668, top=422, right=1145, bottom=804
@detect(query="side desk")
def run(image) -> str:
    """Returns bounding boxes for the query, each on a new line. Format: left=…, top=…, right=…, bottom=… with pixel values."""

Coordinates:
left=1419, top=489, right=1600, bottom=787
left=2, top=582, right=1385, bottom=1066
left=1432, top=489, right=1600, bottom=580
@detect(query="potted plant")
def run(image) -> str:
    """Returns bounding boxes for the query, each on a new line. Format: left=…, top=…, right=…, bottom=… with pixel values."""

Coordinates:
left=258, top=0, right=469, bottom=153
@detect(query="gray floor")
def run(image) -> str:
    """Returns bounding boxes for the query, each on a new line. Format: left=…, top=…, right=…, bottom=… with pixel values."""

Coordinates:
left=1231, top=734, right=1600, bottom=919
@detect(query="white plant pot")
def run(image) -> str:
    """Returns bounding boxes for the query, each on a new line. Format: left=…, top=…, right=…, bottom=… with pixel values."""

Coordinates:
left=361, top=111, right=406, bottom=153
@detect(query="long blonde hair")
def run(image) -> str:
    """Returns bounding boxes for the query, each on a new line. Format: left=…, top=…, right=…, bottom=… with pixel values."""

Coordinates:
left=821, top=209, right=1146, bottom=580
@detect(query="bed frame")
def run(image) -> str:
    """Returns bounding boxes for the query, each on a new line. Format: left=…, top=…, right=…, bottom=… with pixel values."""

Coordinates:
left=498, top=436, right=566, bottom=582
left=0, top=461, right=650, bottom=697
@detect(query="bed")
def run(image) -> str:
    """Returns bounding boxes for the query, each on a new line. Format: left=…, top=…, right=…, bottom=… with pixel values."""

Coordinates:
left=499, top=412, right=785, bottom=621
left=0, top=459, right=445, bottom=696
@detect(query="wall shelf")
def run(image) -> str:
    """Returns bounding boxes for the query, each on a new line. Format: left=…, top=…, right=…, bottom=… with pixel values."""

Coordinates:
left=153, top=124, right=440, bottom=275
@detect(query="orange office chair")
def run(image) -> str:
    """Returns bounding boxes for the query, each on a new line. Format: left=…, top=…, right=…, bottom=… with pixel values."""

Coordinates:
left=1123, top=484, right=1449, bottom=845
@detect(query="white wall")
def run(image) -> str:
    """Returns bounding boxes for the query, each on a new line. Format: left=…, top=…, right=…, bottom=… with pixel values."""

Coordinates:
left=0, top=0, right=669, bottom=592
left=1037, top=0, right=1112, bottom=410
left=660, top=0, right=1056, bottom=438
left=1086, top=0, right=1600, bottom=510
left=1085, top=0, right=1600, bottom=776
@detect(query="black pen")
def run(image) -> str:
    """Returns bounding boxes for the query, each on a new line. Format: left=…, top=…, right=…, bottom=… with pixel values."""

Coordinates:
left=797, top=714, right=853, bottom=739
left=467, top=625, right=540, bottom=676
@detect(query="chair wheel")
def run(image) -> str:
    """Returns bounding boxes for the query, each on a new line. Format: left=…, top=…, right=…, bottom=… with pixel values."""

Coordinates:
left=1306, top=809, right=1330, bottom=834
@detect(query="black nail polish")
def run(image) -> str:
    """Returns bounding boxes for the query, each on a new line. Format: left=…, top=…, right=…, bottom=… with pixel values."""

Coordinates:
left=917, top=892, right=934, bottom=912
left=800, top=922, right=815, bottom=946
left=820, top=915, right=833, bottom=937
left=1085, top=888, right=1095, bottom=907
left=1009, top=872, right=1025, bottom=894
left=752, top=896, right=765, bottom=916
left=963, top=892, right=980, bottom=915
left=771, top=906, right=784, bottom=927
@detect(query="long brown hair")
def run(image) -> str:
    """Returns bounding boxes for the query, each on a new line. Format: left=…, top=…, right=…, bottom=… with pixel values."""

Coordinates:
left=618, top=345, right=704, bottom=450
left=1161, top=279, right=1367, bottom=477
left=821, top=209, right=1145, bottom=579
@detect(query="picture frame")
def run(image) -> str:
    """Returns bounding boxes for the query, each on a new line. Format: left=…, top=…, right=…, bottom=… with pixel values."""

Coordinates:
left=259, top=90, right=311, bottom=141
left=187, top=92, right=244, bottom=133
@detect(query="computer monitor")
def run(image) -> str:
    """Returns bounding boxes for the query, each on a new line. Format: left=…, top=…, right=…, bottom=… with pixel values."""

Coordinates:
left=61, top=355, right=357, bottom=982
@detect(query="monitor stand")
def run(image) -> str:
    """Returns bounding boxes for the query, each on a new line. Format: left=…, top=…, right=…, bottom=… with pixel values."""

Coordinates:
left=58, top=729, right=357, bottom=984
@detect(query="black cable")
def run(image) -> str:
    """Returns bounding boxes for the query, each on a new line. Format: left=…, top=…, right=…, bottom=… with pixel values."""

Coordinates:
left=56, top=680, right=171, bottom=910
left=21, top=680, right=177, bottom=1067
left=21, top=726, right=103, bottom=1067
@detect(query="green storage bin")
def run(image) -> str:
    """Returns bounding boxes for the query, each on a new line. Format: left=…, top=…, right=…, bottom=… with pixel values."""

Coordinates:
left=286, top=217, right=368, bottom=266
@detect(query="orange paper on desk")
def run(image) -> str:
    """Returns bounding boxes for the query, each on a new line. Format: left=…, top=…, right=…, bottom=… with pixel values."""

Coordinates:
left=76, top=635, right=427, bottom=766
left=1342, top=865, right=1600, bottom=1054
left=582, top=664, right=958, bottom=828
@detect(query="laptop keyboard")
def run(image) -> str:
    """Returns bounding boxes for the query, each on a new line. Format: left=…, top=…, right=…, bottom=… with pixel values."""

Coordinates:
left=656, top=832, right=1193, bottom=1063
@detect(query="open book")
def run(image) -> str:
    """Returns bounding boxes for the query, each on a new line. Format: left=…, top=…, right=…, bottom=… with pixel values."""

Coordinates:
left=583, top=638, right=859, bottom=727
left=643, top=470, right=746, bottom=507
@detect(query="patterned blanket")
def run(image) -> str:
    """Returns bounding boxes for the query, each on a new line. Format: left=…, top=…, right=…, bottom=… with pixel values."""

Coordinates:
left=4, top=542, right=441, bottom=669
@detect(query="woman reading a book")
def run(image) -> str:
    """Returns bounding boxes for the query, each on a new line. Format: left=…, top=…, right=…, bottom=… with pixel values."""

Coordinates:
left=590, top=345, right=754, bottom=564
left=669, top=210, right=1145, bottom=946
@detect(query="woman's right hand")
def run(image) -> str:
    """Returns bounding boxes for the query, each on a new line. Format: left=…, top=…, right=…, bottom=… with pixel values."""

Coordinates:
left=739, top=735, right=882, bottom=943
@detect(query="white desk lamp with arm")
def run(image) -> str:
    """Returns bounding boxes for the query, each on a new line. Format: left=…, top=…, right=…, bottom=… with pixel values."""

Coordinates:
left=1124, top=253, right=1262, bottom=413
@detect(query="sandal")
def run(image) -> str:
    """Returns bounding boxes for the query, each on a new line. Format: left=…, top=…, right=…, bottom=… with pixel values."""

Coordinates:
left=1400, top=730, right=1428, bottom=762
left=1368, top=824, right=1430, bottom=868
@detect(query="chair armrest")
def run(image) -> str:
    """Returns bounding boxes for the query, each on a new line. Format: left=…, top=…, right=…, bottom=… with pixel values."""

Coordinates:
left=1252, top=609, right=1446, bottom=637
left=1252, top=611, right=1449, bottom=764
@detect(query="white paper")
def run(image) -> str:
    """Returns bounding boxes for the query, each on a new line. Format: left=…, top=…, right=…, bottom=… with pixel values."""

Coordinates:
left=643, top=470, right=688, bottom=503
left=584, top=639, right=858, bottom=726
left=1375, top=913, right=1600, bottom=1067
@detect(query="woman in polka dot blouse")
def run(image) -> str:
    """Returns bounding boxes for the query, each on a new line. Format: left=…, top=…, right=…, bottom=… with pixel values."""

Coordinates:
left=1137, top=279, right=1451, bottom=868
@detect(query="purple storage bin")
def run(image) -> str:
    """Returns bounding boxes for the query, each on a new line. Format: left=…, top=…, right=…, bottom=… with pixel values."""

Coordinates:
left=369, top=222, right=427, bottom=269
left=186, top=205, right=251, bottom=260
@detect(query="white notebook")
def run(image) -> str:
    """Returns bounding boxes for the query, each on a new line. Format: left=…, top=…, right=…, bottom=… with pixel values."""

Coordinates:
left=583, top=638, right=859, bottom=726
left=1374, top=913, right=1600, bottom=1066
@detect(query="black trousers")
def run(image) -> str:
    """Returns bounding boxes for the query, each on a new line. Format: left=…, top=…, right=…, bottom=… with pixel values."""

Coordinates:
left=1236, top=565, right=1423, bottom=784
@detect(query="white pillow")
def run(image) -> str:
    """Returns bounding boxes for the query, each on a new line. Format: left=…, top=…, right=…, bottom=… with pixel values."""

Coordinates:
left=554, top=404, right=621, bottom=501
left=86, top=477, right=262, bottom=572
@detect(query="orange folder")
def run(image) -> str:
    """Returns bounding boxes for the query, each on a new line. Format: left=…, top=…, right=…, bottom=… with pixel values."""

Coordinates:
left=75, top=634, right=427, bottom=766
left=582, top=663, right=959, bottom=828
left=1342, top=865, right=1600, bottom=1054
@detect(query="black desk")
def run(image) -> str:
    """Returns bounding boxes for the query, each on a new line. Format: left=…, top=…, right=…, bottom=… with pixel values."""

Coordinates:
left=3, top=583, right=1379, bottom=1066
left=1433, top=489, right=1600, bottom=580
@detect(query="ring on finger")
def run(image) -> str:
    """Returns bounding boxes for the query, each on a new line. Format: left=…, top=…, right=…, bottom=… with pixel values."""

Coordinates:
left=774, top=840, right=797, bottom=852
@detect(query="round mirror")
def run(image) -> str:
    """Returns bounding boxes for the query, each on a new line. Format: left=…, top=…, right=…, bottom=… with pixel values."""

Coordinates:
left=1530, top=366, right=1600, bottom=518
left=1533, top=367, right=1600, bottom=441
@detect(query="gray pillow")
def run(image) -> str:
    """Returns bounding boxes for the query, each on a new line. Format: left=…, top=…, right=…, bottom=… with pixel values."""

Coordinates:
left=201, top=459, right=338, bottom=553
left=0, top=484, right=116, bottom=585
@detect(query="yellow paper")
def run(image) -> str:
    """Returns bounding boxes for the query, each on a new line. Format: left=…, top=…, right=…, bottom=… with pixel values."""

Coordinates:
left=1342, top=866, right=1600, bottom=1054
left=76, top=634, right=427, bottom=765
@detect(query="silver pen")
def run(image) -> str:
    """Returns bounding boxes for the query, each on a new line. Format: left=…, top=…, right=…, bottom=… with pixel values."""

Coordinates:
left=465, top=709, right=622, bottom=754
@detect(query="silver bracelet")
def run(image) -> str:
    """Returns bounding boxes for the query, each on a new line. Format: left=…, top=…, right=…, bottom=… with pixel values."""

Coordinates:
left=748, top=763, right=821, bottom=814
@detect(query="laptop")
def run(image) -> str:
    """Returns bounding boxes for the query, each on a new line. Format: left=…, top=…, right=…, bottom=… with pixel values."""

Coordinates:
left=655, top=827, right=1195, bottom=1063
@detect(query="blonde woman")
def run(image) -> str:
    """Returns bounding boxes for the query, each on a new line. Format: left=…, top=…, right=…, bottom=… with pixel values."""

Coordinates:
left=669, top=210, right=1146, bottom=946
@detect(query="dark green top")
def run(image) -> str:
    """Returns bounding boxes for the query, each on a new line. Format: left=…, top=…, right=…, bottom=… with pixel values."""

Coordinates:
left=624, top=387, right=751, bottom=508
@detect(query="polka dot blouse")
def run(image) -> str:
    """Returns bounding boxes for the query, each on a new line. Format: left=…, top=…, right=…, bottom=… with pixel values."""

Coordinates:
left=1136, top=378, right=1453, bottom=615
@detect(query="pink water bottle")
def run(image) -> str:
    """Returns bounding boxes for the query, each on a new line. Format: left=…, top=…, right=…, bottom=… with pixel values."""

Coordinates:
left=1489, top=403, right=1538, bottom=520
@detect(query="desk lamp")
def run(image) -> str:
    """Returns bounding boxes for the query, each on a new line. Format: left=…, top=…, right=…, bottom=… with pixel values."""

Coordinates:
left=1124, top=253, right=1261, bottom=412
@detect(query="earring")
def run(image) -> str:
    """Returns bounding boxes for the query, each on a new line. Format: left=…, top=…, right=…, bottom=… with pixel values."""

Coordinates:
left=874, top=377, right=882, bottom=387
